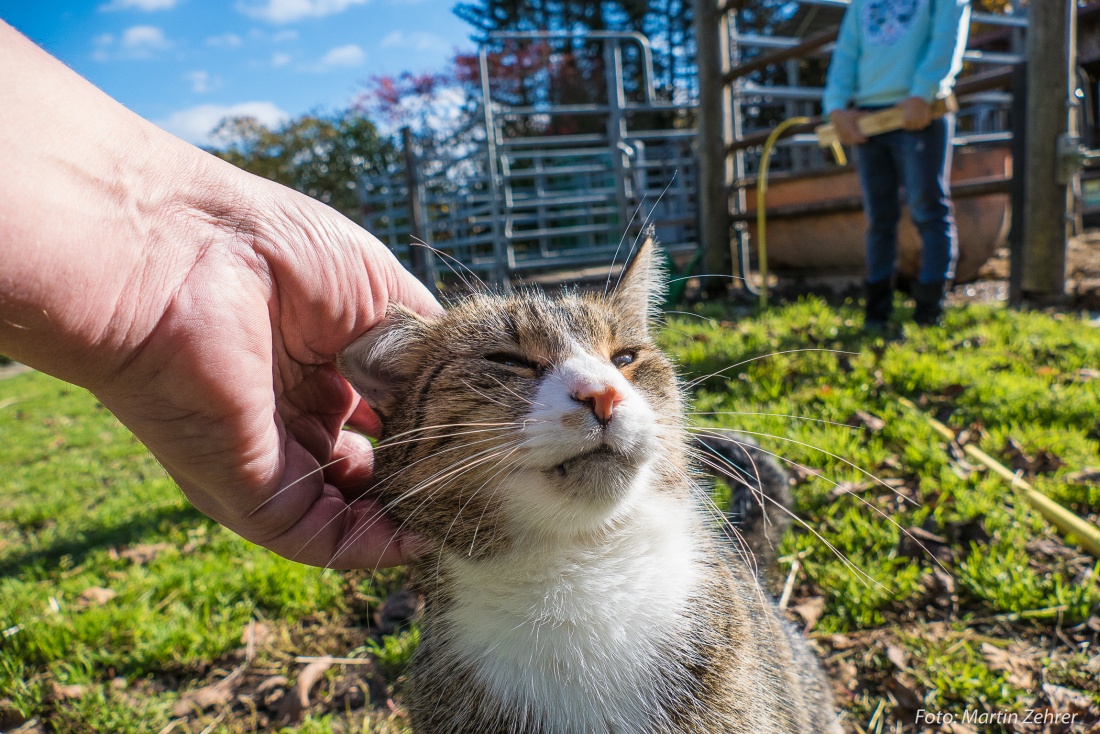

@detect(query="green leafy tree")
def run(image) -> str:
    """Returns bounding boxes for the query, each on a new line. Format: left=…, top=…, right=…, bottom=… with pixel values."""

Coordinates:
left=209, top=111, right=397, bottom=221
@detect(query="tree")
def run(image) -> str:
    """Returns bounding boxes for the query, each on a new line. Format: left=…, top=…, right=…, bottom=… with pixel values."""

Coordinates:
left=209, top=110, right=397, bottom=221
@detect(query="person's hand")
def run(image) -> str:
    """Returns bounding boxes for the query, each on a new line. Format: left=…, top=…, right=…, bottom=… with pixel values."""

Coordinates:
left=898, top=96, right=933, bottom=131
left=829, top=109, right=867, bottom=146
left=92, top=180, right=442, bottom=570
left=0, top=20, right=441, bottom=569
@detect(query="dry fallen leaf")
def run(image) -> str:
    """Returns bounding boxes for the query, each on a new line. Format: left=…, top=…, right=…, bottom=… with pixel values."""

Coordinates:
left=295, top=656, right=333, bottom=707
left=172, top=683, right=233, bottom=717
left=846, top=410, right=886, bottom=433
left=277, top=656, right=333, bottom=724
left=981, top=642, right=1041, bottom=691
left=48, top=683, right=87, bottom=701
left=885, top=643, right=909, bottom=670
left=172, top=666, right=245, bottom=717
left=1067, top=468, right=1100, bottom=485
left=119, top=543, right=172, bottom=565
left=78, top=587, right=117, bottom=607
left=0, top=697, right=27, bottom=731
left=1073, top=368, right=1100, bottom=382
left=827, top=481, right=872, bottom=502
left=791, top=597, right=825, bottom=632
left=255, top=675, right=288, bottom=697
left=1042, top=683, right=1092, bottom=716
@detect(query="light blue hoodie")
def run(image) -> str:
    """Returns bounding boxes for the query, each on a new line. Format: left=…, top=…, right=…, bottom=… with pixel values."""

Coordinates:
left=822, top=0, right=971, bottom=114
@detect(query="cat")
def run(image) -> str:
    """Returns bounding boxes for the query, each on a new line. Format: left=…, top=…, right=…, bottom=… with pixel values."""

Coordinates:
left=337, top=237, right=840, bottom=734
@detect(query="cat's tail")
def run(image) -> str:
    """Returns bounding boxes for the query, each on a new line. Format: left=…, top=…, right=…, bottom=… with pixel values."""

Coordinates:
left=693, top=434, right=792, bottom=572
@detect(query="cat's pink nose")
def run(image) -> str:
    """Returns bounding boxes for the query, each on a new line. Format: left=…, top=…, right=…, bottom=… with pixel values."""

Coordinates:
left=572, top=384, right=625, bottom=425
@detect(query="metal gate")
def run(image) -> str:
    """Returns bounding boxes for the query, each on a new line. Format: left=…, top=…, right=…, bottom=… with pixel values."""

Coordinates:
left=360, top=31, right=700, bottom=289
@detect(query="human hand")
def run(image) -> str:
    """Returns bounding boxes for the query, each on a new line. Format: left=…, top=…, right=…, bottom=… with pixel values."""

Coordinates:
left=91, top=177, right=442, bottom=570
left=898, top=97, right=933, bottom=131
left=0, top=21, right=441, bottom=569
left=829, top=109, right=867, bottom=146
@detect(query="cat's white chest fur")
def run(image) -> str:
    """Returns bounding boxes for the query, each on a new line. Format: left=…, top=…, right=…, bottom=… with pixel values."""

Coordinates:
left=440, top=485, right=703, bottom=734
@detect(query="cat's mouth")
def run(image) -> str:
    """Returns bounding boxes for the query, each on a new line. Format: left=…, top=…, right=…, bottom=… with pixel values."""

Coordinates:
left=548, top=443, right=641, bottom=477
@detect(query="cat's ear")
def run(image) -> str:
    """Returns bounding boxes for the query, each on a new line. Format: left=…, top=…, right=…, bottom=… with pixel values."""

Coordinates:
left=609, top=232, right=666, bottom=333
left=337, top=306, right=431, bottom=419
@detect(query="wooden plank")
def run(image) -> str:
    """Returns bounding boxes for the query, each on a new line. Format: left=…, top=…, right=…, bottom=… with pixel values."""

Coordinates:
left=814, top=96, right=958, bottom=149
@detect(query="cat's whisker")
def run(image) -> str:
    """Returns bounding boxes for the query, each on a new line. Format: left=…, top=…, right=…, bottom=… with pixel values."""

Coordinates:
left=683, top=348, right=861, bottom=390
left=658, top=454, right=763, bottom=582
left=688, top=444, right=881, bottom=590
left=483, top=373, right=545, bottom=408
left=610, top=175, right=676, bottom=295
left=688, top=430, right=948, bottom=579
left=291, top=435, right=518, bottom=562
left=661, top=310, right=718, bottom=325
left=409, top=237, right=488, bottom=293
left=467, top=462, right=526, bottom=558
left=354, top=443, right=528, bottom=588
left=246, top=454, right=354, bottom=518
left=603, top=191, right=649, bottom=297
left=687, top=411, right=861, bottom=431
left=436, top=441, right=529, bottom=572
left=326, top=441, right=525, bottom=569
left=377, top=421, right=535, bottom=448
left=666, top=273, right=749, bottom=285
left=688, top=426, right=918, bottom=507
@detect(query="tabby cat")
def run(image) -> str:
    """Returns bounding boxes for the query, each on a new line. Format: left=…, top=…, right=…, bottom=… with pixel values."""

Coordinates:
left=338, top=238, right=840, bottom=733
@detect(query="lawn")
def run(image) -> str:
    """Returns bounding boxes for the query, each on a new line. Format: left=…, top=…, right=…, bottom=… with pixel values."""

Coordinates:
left=1, top=298, right=1099, bottom=733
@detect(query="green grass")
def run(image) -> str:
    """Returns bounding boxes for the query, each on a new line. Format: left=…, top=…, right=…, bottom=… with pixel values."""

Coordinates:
left=2, top=298, right=1098, bottom=732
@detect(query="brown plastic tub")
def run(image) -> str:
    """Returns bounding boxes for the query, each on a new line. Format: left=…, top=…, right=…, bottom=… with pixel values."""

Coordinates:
left=739, top=145, right=1011, bottom=283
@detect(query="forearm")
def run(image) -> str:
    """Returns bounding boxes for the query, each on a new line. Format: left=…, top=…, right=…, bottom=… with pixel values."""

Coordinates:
left=821, top=7, right=860, bottom=114
left=0, top=21, right=238, bottom=388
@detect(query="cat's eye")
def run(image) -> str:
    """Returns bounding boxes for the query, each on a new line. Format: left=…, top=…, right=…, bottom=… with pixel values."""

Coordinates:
left=484, top=352, right=541, bottom=372
left=611, top=350, right=636, bottom=368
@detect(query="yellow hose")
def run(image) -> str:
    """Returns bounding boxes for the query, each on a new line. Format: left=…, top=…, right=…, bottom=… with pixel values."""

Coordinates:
left=899, top=397, right=1100, bottom=558
left=756, top=117, right=811, bottom=310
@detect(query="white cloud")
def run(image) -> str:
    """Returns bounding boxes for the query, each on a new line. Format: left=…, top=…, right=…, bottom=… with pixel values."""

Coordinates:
left=91, top=25, right=171, bottom=60
left=380, top=30, right=442, bottom=51
left=236, top=0, right=368, bottom=24
left=271, top=52, right=293, bottom=67
left=183, top=70, right=220, bottom=93
left=316, top=43, right=365, bottom=69
left=91, top=33, right=114, bottom=61
left=155, top=101, right=289, bottom=146
left=99, top=0, right=177, bottom=11
left=121, top=25, right=171, bottom=53
left=206, top=33, right=243, bottom=48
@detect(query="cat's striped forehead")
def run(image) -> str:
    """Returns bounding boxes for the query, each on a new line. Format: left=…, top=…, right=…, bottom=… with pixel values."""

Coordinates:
left=436, top=290, right=649, bottom=362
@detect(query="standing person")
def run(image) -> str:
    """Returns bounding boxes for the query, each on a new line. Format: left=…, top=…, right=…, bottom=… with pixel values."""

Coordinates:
left=823, top=0, right=971, bottom=329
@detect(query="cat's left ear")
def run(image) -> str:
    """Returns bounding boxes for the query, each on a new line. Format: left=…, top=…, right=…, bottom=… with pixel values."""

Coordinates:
left=337, top=306, right=431, bottom=421
left=608, top=232, right=666, bottom=334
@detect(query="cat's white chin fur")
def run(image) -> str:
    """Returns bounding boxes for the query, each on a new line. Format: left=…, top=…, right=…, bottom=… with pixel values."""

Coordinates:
left=440, top=477, right=704, bottom=734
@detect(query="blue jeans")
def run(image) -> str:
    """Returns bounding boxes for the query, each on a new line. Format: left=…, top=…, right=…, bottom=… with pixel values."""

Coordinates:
left=855, top=115, right=958, bottom=285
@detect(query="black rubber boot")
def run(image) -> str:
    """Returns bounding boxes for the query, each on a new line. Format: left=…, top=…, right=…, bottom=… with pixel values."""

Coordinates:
left=863, top=278, right=894, bottom=332
left=912, top=280, right=946, bottom=326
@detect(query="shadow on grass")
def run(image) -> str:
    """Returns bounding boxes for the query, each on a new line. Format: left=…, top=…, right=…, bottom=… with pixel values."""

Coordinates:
left=0, top=504, right=205, bottom=577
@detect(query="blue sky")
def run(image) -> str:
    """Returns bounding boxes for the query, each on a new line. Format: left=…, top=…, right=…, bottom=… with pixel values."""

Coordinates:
left=1, top=0, right=473, bottom=146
